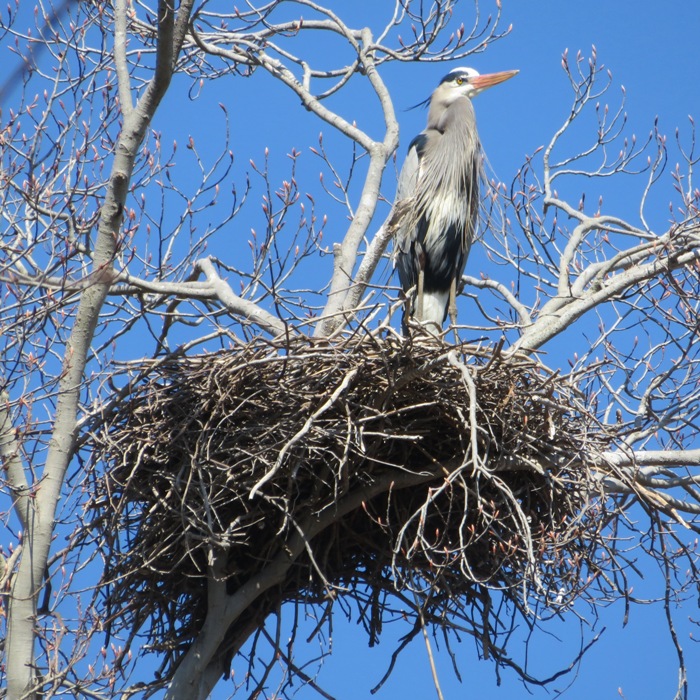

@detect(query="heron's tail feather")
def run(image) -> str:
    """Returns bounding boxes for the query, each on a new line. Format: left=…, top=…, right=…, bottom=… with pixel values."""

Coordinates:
left=414, top=290, right=448, bottom=327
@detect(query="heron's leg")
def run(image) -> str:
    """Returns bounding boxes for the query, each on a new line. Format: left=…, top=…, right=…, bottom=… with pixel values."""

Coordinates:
left=448, top=278, right=458, bottom=326
left=416, top=245, right=426, bottom=321
left=448, top=278, right=460, bottom=343
left=416, top=268, right=425, bottom=321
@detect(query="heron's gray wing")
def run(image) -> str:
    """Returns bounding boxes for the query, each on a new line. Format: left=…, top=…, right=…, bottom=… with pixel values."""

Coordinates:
left=394, top=132, right=432, bottom=293
left=396, top=132, right=427, bottom=202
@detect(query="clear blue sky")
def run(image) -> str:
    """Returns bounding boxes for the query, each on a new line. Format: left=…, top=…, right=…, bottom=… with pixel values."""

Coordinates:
left=4, top=1, right=699, bottom=698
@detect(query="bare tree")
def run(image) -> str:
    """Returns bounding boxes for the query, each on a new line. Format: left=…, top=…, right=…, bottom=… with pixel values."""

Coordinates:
left=0, top=2, right=698, bottom=700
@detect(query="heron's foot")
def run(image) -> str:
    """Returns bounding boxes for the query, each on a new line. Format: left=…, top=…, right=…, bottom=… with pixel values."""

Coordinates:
left=404, top=317, right=446, bottom=345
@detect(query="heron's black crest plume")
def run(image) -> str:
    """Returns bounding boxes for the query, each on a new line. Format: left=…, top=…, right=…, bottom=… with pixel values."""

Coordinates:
left=406, top=95, right=431, bottom=111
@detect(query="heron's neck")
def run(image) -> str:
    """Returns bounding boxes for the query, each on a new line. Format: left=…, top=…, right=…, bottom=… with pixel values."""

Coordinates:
left=427, top=95, right=475, bottom=133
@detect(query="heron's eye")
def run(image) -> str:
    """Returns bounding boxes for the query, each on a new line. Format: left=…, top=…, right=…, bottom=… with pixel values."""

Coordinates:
left=455, top=77, right=464, bottom=85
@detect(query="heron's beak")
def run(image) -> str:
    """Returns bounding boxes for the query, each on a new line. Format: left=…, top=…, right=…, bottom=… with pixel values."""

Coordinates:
left=470, top=69, right=519, bottom=92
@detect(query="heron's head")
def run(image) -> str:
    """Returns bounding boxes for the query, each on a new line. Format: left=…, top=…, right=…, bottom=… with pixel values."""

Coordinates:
left=432, top=66, right=519, bottom=107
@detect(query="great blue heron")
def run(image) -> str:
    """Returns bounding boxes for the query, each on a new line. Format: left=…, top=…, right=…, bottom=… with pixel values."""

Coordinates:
left=393, top=66, right=518, bottom=331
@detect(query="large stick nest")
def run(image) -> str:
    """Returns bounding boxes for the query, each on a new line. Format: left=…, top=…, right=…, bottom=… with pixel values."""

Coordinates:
left=87, top=335, right=616, bottom=677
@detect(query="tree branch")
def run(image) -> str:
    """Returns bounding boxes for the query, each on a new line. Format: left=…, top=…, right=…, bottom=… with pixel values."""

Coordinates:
left=0, top=392, right=29, bottom=534
left=194, top=257, right=289, bottom=337
left=5, top=1, right=197, bottom=695
left=164, top=465, right=441, bottom=698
